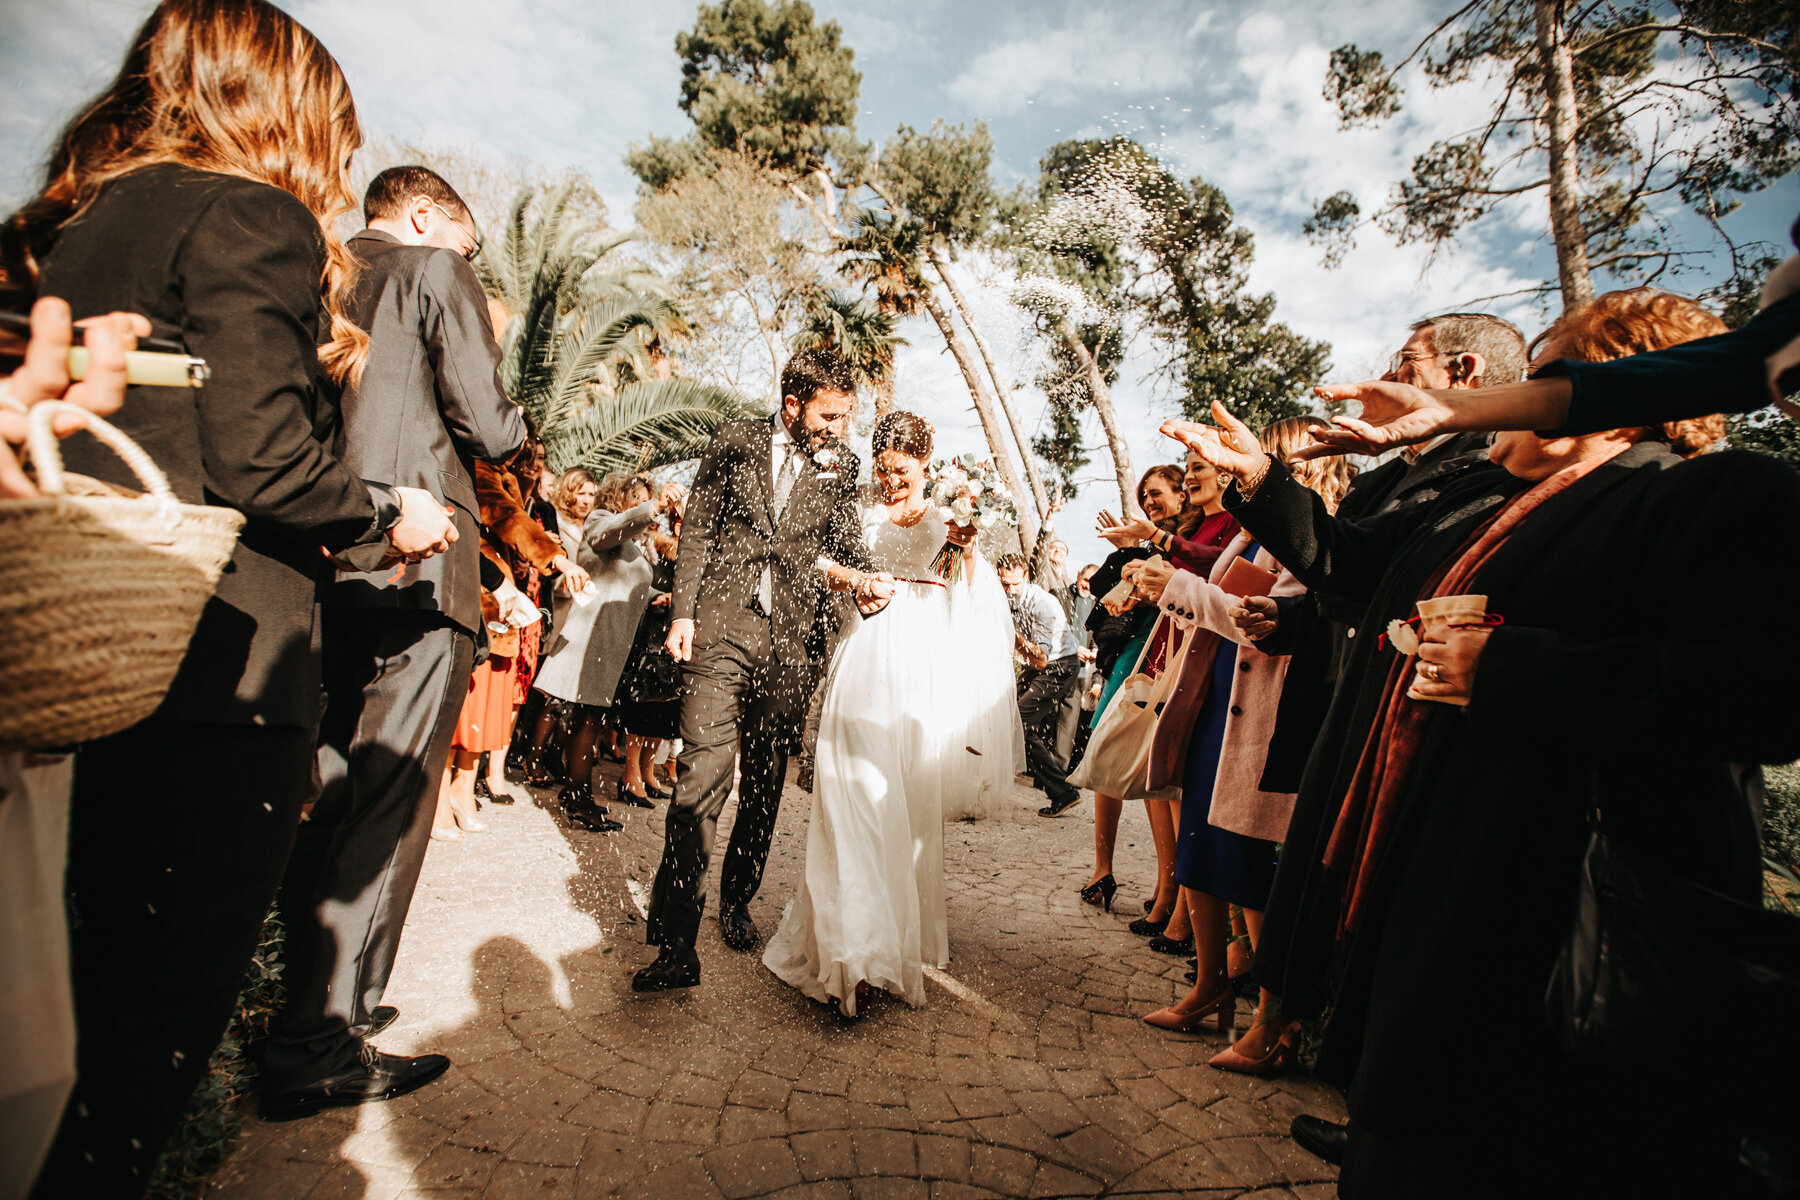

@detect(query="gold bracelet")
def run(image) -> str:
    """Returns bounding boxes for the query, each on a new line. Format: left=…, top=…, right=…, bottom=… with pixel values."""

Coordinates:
left=1237, top=454, right=1274, bottom=500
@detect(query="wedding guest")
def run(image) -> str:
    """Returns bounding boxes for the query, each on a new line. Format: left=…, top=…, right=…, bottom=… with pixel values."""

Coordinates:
left=614, top=485, right=687, bottom=802
left=0, top=300, right=141, bottom=1200
left=505, top=448, right=567, bottom=779
left=1172, top=288, right=1795, bottom=1196
left=522, top=466, right=599, bottom=783
left=997, top=553, right=1084, bottom=818
left=1300, top=228, right=1799, bottom=456
left=4, top=2, right=455, bottom=1191
left=263, top=163, right=526, bottom=1121
left=1130, top=419, right=1352, bottom=1066
left=533, top=472, right=683, bottom=828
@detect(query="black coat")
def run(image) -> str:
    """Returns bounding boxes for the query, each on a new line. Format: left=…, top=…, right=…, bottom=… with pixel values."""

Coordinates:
left=671, top=416, right=872, bottom=665
left=1232, top=444, right=1800, bottom=1187
left=326, top=229, right=525, bottom=633
left=34, top=165, right=387, bottom=726
left=1255, top=434, right=1494, bottom=792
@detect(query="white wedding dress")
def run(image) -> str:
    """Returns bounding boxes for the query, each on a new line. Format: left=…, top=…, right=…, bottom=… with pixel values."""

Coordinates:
left=762, top=491, right=1023, bottom=1015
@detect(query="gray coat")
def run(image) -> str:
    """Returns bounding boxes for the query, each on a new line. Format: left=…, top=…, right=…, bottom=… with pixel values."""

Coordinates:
left=532, top=502, right=660, bottom=706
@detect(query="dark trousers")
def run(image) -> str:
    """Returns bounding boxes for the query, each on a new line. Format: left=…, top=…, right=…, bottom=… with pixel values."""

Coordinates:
left=263, top=610, right=472, bottom=1089
left=1052, top=668, right=1084, bottom=771
left=1018, top=656, right=1082, bottom=805
left=32, top=720, right=315, bottom=1199
left=646, top=606, right=810, bottom=950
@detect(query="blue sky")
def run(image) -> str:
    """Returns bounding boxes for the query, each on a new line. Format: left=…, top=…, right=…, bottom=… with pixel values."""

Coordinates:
left=3, top=0, right=1794, bottom=565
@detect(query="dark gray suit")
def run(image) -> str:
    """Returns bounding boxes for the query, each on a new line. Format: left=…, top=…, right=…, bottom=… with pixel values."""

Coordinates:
left=646, top=417, right=873, bottom=950
left=265, top=229, right=524, bottom=1089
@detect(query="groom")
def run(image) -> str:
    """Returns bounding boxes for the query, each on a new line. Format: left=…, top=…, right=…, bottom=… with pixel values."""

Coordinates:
left=634, top=348, right=893, bottom=992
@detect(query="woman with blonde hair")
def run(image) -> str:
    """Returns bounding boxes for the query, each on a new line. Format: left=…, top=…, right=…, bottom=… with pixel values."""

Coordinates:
left=4, top=1, right=456, bottom=1189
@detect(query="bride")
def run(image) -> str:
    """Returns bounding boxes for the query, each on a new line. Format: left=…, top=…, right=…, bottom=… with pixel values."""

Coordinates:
left=763, top=411, right=1022, bottom=1016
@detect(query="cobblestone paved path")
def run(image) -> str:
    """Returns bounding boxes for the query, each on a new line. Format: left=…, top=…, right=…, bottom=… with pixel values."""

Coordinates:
left=210, top=766, right=1345, bottom=1199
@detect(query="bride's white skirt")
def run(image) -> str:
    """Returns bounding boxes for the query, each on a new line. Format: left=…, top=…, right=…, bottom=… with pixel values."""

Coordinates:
left=763, top=562, right=1022, bottom=1015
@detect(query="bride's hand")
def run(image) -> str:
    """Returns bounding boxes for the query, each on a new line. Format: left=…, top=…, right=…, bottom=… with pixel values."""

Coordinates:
left=944, top=521, right=977, bottom=548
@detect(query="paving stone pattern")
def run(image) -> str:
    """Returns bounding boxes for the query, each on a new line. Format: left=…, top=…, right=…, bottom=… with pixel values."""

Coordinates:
left=210, top=765, right=1344, bottom=1199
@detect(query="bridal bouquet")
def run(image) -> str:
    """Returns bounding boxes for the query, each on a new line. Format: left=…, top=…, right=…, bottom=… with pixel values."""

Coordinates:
left=925, top=455, right=1019, bottom=580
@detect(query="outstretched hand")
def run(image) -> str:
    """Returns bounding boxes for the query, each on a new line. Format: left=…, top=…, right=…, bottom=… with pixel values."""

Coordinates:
left=1159, top=401, right=1265, bottom=479
left=1296, top=380, right=1458, bottom=460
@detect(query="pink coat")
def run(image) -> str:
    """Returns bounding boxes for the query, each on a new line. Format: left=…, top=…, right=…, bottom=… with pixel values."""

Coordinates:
left=1157, top=531, right=1305, bottom=843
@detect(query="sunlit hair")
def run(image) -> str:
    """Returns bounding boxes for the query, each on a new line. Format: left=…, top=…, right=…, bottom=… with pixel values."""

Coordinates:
left=1260, top=416, right=1356, bottom=513
left=1531, top=288, right=1729, bottom=456
left=872, top=410, right=933, bottom=461
left=1136, top=464, right=1187, bottom=534
left=0, top=0, right=369, bottom=382
left=552, top=467, right=597, bottom=516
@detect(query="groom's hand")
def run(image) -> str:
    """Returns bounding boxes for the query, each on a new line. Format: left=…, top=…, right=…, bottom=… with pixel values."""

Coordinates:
left=666, top=618, right=694, bottom=662
left=855, top=572, right=895, bottom=614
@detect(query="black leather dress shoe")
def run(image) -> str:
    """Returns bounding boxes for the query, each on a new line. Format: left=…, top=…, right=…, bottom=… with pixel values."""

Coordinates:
left=368, top=1005, right=398, bottom=1037
left=1037, top=791, right=1082, bottom=817
left=1291, top=1114, right=1348, bottom=1165
left=631, top=944, right=701, bottom=992
left=261, top=1045, right=449, bottom=1121
left=720, top=904, right=761, bottom=952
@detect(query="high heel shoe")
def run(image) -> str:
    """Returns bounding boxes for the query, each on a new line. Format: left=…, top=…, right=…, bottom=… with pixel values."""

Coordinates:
left=643, top=779, right=671, bottom=801
left=1207, top=1023, right=1300, bottom=1075
left=559, top=783, right=621, bottom=832
left=452, top=798, right=487, bottom=833
left=523, top=754, right=563, bottom=787
left=1143, top=984, right=1236, bottom=1035
left=1079, top=875, right=1118, bottom=911
left=429, top=825, right=462, bottom=842
left=1147, top=932, right=1194, bottom=956
left=616, top=778, right=655, bottom=809
left=1128, top=914, right=1169, bottom=937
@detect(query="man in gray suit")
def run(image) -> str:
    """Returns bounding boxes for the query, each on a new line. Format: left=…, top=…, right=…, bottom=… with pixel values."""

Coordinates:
left=263, top=167, right=527, bottom=1119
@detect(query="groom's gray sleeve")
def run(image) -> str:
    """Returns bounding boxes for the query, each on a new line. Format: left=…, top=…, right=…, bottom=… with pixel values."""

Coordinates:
left=672, top=425, right=732, bottom=625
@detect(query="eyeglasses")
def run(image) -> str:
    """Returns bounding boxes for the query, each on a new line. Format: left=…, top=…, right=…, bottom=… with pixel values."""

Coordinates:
left=1388, top=350, right=1442, bottom=375
left=431, top=202, right=482, bottom=261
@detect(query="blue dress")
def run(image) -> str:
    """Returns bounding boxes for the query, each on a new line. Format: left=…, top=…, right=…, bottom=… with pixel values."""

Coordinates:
left=1174, top=547, right=1279, bottom=908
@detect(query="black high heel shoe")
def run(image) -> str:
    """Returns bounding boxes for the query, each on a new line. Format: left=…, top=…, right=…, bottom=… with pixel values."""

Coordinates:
left=616, top=778, right=655, bottom=809
left=1148, top=932, right=1195, bottom=956
left=559, top=783, right=621, bottom=832
left=1128, top=914, right=1169, bottom=937
left=643, top=779, right=671, bottom=801
left=1078, top=875, right=1118, bottom=912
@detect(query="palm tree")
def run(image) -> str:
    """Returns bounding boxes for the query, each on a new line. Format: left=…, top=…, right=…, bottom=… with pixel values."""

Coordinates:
left=791, top=289, right=905, bottom=416
left=476, top=183, right=754, bottom=474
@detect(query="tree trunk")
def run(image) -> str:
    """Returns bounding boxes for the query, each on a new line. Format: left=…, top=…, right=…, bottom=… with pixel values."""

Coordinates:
left=1056, top=316, right=1136, bottom=514
left=918, top=284, right=1040, bottom=558
left=927, top=247, right=1053, bottom=525
left=1534, top=0, right=1593, bottom=308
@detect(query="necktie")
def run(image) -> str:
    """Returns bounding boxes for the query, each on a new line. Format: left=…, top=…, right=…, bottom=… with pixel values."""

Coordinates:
left=773, top=441, right=800, bottom=515
left=760, top=441, right=801, bottom=613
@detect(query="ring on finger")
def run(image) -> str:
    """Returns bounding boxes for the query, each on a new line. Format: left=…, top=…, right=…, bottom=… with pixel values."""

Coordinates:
left=1422, top=662, right=1442, bottom=682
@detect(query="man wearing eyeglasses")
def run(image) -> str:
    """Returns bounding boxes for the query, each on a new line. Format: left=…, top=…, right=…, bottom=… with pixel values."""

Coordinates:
left=261, top=166, right=524, bottom=1120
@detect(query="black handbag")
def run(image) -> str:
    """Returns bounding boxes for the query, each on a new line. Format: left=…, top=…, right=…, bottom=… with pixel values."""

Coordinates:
left=1545, top=828, right=1800, bottom=1090
left=630, top=649, right=684, bottom=704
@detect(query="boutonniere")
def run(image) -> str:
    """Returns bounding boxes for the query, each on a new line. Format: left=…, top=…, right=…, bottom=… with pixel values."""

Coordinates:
left=811, top=445, right=843, bottom=479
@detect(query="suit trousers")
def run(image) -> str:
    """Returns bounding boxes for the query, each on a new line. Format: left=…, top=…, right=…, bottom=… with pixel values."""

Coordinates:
left=264, top=610, right=472, bottom=1088
left=31, top=720, right=315, bottom=1200
left=647, top=605, right=811, bottom=950
left=1018, top=656, right=1082, bottom=805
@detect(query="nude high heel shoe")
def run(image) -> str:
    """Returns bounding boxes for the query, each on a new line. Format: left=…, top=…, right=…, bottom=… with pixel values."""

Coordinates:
left=1207, top=1022, right=1301, bottom=1075
left=1143, top=983, right=1235, bottom=1035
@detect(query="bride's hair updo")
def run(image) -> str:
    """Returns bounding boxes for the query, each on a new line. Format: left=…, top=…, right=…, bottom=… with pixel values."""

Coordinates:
left=871, top=411, right=933, bottom=462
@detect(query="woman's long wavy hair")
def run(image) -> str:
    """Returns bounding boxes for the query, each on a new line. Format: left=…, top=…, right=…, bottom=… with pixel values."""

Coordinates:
left=1260, top=416, right=1356, bottom=514
left=1, top=0, right=369, bottom=382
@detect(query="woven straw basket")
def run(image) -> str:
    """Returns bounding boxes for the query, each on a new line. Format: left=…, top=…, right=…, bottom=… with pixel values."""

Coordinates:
left=0, top=400, right=244, bottom=748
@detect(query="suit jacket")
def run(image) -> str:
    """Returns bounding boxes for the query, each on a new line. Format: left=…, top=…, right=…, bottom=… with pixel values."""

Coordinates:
left=34, top=164, right=388, bottom=727
left=327, top=229, right=525, bottom=633
left=672, top=416, right=873, bottom=665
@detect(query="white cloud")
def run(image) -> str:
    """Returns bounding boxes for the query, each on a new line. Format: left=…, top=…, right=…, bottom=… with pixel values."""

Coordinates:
left=944, top=3, right=1205, bottom=117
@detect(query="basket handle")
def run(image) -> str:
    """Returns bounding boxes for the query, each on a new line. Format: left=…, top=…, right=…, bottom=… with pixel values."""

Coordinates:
left=24, top=399, right=176, bottom=501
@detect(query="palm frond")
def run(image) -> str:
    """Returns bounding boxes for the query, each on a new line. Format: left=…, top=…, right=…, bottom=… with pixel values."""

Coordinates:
left=550, top=378, right=759, bottom=475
